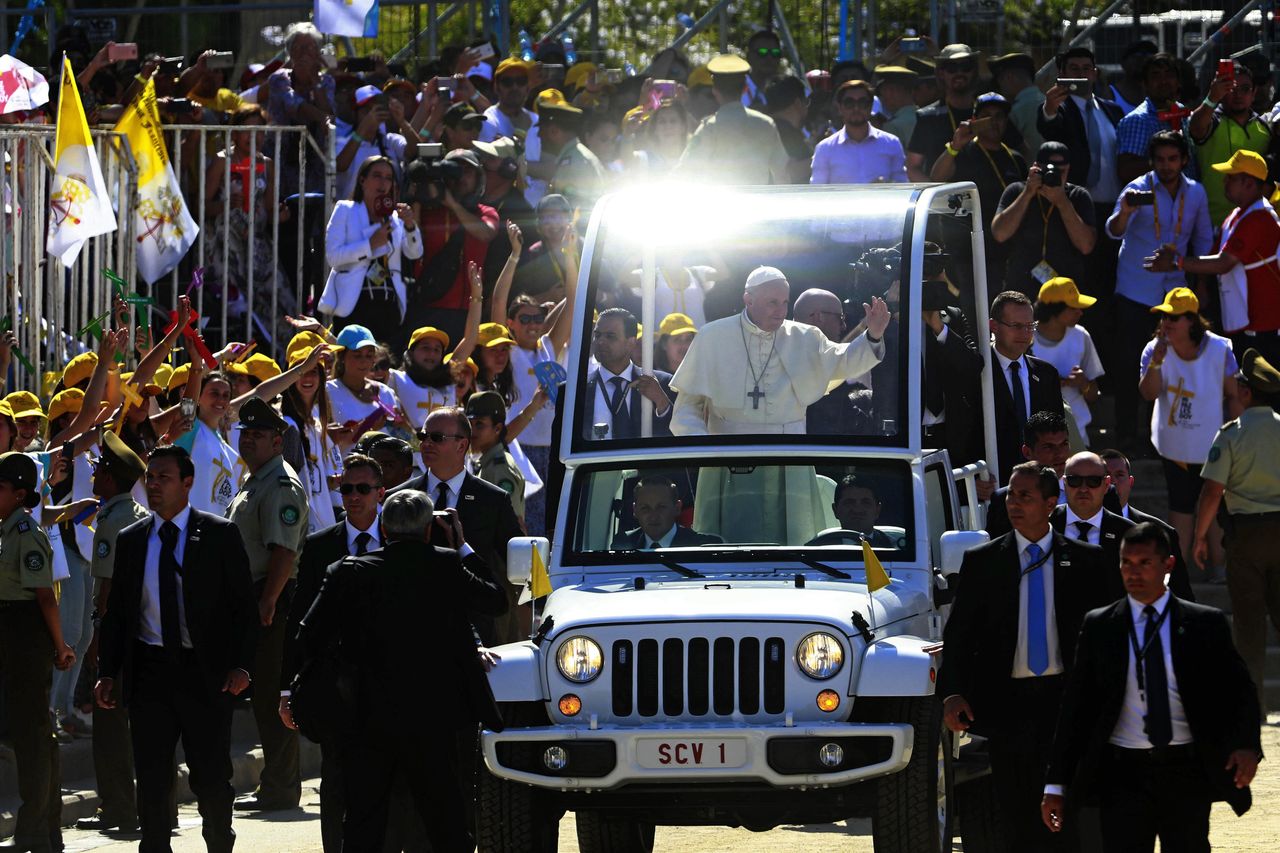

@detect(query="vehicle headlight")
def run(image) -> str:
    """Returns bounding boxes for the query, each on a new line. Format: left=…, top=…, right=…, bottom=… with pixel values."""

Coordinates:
left=796, top=632, right=845, bottom=680
left=556, top=636, right=603, bottom=683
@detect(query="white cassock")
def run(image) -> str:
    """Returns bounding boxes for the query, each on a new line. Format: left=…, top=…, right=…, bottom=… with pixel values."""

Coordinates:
left=670, top=312, right=885, bottom=435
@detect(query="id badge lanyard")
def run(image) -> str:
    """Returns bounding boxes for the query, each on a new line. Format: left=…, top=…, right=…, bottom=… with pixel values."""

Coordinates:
left=1127, top=601, right=1171, bottom=700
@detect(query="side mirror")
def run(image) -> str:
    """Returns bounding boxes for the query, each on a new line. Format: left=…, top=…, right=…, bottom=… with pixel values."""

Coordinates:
left=506, top=536, right=550, bottom=588
left=939, top=529, right=989, bottom=577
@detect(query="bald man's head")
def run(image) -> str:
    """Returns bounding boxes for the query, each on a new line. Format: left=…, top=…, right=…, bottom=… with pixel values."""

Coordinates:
left=793, top=288, right=844, bottom=340
left=1064, top=451, right=1110, bottom=519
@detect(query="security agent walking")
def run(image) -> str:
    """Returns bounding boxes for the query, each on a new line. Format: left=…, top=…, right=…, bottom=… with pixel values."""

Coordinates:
left=1194, top=348, right=1280, bottom=715
left=1041, top=523, right=1261, bottom=852
left=0, top=452, right=75, bottom=853
left=297, top=489, right=507, bottom=853
left=94, top=445, right=257, bottom=852
left=81, top=432, right=152, bottom=835
left=226, top=398, right=309, bottom=811
left=940, top=462, right=1112, bottom=852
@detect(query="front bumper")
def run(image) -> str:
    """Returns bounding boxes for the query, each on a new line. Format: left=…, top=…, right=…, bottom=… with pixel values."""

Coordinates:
left=481, top=722, right=914, bottom=791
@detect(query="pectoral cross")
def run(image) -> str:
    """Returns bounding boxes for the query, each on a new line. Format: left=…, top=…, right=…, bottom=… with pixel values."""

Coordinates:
left=1166, top=378, right=1195, bottom=427
left=748, top=385, right=766, bottom=410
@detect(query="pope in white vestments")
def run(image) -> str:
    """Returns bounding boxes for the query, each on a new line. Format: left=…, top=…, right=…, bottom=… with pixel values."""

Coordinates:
left=670, top=266, right=892, bottom=435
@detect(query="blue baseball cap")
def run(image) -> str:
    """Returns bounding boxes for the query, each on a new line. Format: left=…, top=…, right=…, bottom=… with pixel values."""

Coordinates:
left=335, top=324, right=378, bottom=351
left=974, top=92, right=1011, bottom=113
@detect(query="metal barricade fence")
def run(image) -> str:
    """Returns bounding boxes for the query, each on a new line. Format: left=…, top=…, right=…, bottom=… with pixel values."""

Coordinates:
left=0, top=126, right=137, bottom=397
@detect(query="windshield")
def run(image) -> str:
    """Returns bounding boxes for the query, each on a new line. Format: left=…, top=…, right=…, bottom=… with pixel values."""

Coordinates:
left=569, top=459, right=914, bottom=562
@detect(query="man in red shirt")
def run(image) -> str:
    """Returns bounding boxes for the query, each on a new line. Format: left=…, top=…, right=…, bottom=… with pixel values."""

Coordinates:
left=404, top=149, right=498, bottom=348
left=1146, top=150, right=1280, bottom=365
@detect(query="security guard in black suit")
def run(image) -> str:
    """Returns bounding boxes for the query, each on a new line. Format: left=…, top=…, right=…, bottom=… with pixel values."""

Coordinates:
left=0, top=452, right=75, bottom=853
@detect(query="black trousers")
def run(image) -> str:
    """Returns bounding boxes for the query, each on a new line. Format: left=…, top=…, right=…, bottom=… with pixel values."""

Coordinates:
left=1114, top=295, right=1158, bottom=445
left=318, top=741, right=344, bottom=853
left=129, top=643, right=235, bottom=853
left=1099, top=745, right=1212, bottom=853
left=986, top=675, right=1075, bottom=853
left=0, top=601, right=60, bottom=850
left=340, top=731, right=472, bottom=853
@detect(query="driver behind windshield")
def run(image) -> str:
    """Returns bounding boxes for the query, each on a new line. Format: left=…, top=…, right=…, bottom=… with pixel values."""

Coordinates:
left=612, top=476, right=723, bottom=550
left=824, top=474, right=896, bottom=547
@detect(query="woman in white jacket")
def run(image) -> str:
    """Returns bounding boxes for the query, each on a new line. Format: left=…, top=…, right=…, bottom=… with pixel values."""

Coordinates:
left=319, top=156, right=423, bottom=345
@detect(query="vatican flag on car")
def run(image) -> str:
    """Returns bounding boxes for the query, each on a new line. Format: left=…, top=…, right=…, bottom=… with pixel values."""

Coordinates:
left=519, top=541, right=553, bottom=605
left=862, top=538, right=891, bottom=592
left=113, top=77, right=198, bottom=283
left=47, top=56, right=117, bottom=265
left=314, top=0, right=380, bottom=38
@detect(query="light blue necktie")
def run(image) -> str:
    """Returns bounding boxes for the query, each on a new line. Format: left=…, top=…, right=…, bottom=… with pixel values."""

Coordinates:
left=1025, top=543, right=1049, bottom=675
left=1085, top=101, right=1102, bottom=188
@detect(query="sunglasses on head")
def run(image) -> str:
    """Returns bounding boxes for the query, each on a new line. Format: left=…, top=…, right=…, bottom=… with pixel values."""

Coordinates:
left=340, top=482, right=377, bottom=495
left=419, top=430, right=465, bottom=443
left=1064, top=474, right=1105, bottom=488
left=515, top=313, right=546, bottom=325
left=756, top=47, right=782, bottom=58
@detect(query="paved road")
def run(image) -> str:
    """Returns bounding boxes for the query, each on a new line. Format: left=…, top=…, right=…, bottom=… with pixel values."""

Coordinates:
left=62, top=718, right=1280, bottom=852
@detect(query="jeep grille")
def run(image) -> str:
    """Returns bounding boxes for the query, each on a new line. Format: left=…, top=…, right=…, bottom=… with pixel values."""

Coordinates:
left=610, top=637, right=787, bottom=718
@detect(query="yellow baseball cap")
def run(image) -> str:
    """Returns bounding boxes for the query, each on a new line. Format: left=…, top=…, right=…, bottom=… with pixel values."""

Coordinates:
left=47, top=388, right=85, bottom=424
left=3, top=391, right=45, bottom=421
left=287, top=346, right=314, bottom=369
left=478, top=322, right=516, bottom=348
left=1151, top=286, right=1200, bottom=315
left=1212, top=150, right=1269, bottom=182
left=1037, top=277, right=1096, bottom=309
left=495, top=58, right=535, bottom=80
left=534, top=87, right=582, bottom=117
left=444, top=352, right=479, bottom=375
left=564, top=62, right=598, bottom=91
left=408, top=326, right=451, bottom=352
left=152, top=364, right=174, bottom=391
left=226, top=353, right=283, bottom=383
left=286, top=330, right=326, bottom=364
left=659, top=312, right=698, bottom=338
left=62, top=352, right=99, bottom=389
left=167, top=363, right=191, bottom=392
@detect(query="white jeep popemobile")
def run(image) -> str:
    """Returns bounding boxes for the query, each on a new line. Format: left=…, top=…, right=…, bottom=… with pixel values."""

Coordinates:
left=477, top=183, right=1003, bottom=852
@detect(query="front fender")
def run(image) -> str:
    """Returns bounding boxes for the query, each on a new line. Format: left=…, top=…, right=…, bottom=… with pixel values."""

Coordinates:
left=852, top=636, right=941, bottom=697
left=486, top=641, right=548, bottom=703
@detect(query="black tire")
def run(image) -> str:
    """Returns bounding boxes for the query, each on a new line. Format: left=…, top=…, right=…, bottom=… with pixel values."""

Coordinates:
left=475, top=751, right=560, bottom=853
left=871, top=697, right=955, bottom=853
left=956, top=771, right=1004, bottom=853
left=575, top=811, right=656, bottom=853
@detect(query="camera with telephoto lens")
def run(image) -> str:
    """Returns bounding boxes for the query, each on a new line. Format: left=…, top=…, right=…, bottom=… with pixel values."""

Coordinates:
left=1040, top=162, right=1062, bottom=187
left=403, top=154, right=462, bottom=209
left=849, top=246, right=902, bottom=298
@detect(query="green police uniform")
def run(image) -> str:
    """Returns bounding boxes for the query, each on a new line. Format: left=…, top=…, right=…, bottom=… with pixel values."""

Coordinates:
left=0, top=495, right=62, bottom=849
left=89, top=490, right=151, bottom=829
left=678, top=101, right=790, bottom=186
left=226, top=399, right=308, bottom=809
left=1201, top=347, right=1280, bottom=712
left=475, top=442, right=526, bottom=523
left=550, top=138, right=606, bottom=219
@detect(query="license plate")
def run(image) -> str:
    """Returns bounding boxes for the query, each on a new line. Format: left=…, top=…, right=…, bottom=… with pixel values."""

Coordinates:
left=636, top=738, right=747, bottom=769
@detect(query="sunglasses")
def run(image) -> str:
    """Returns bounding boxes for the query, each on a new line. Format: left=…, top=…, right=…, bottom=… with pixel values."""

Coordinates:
left=340, top=482, right=377, bottom=495
left=756, top=47, right=783, bottom=58
left=1064, top=474, right=1106, bottom=488
left=840, top=97, right=873, bottom=108
left=419, top=430, right=466, bottom=443
left=515, top=314, right=546, bottom=325
left=941, top=63, right=976, bottom=74
left=498, top=76, right=528, bottom=88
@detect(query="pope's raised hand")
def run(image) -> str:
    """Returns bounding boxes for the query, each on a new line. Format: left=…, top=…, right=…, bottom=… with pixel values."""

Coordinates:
left=863, top=296, right=891, bottom=340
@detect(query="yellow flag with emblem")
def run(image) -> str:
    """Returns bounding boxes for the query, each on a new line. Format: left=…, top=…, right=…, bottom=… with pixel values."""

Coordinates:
left=862, top=538, right=891, bottom=592
left=530, top=542, right=552, bottom=599
left=47, top=56, right=118, bottom=264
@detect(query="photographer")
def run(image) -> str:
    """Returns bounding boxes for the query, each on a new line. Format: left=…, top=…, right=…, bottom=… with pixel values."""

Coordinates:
left=991, top=141, right=1097, bottom=299
left=320, top=157, right=422, bottom=344
left=336, top=86, right=408, bottom=199
left=404, top=149, right=499, bottom=347
left=1191, top=61, right=1271, bottom=226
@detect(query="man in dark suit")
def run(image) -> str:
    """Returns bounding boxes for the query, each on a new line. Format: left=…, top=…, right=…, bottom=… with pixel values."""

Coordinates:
left=1054, top=451, right=1194, bottom=602
left=298, top=489, right=507, bottom=853
left=1041, top=523, right=1261, bottom=851
left=806, top=474, right=900, bottom=548
left=390, top=406, right=523, bottom=645
left=987, top=410, right=1072, bottom=538
left=1099, top=446, right=1195, bottom=565
left=94, top=445, right=257, bottom=853
left=1035, top=48, right=1125, bottom=202
left=277, top=455, right=385, bottom=853
left=922, top=298, right=985, bottom=467
left=583, top=308, right=674, bottom=440
left=611, top=476, right=722, bottom=549
left=989, top=291, right=1064, bottom=484
left=941, top=461, right=1113, bottom=852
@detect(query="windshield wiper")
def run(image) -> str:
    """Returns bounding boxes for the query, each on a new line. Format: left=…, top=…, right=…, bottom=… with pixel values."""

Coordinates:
left=648, top=552, right=706, bottom=579
left=798, top=558, right=851, bottom=580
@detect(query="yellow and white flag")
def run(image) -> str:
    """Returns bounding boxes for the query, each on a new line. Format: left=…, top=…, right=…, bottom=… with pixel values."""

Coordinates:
left=47, top=56, right=117, bottom=265
left=113, top=77, right=197, bottom=283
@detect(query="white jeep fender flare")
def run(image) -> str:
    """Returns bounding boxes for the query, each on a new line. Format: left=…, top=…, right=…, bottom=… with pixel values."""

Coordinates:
left=484, top=641, right=549, bottom=703
left=852, top=635, right=942, bottom=697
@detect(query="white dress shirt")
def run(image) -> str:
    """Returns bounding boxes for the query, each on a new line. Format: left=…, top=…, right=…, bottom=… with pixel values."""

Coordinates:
left=425, top=469, right=468, bottom=510
left=1063, top=506, right=1104, bottom=546
left=345, top=515, right=382, bottom=554
left=139, top=507, right=193, bottom=649
left=593, top=363, right=635, bottom=436
left=1110, top=590, right=1192, bottom=749
left=1012, top=528, right=1063, bottom=678
left=642, top=525, right=679, bottom=550
left=994, top=350, right=1032, bottom=422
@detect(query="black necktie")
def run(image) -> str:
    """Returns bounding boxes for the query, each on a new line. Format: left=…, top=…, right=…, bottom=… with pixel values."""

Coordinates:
left=1142, top=605, right=1173, bottom=747
left=1075, top=520, right=1093, bottom=542
left=354, top=531, right=372, bottom=556
left=158, top=521, right=183, bottom=656
left=435, top=481, right=449, bottom=511
left=1009, top=360, right=1028, bottom=433
left=608, top=376, right=631, bottom=438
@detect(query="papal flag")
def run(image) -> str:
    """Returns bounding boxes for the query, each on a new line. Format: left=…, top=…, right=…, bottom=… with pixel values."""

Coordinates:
left=113, top=77, right=198, bottom=283
left=46, top=56, right=117, bottom=265
left=314, top=0, right=380, bottom=38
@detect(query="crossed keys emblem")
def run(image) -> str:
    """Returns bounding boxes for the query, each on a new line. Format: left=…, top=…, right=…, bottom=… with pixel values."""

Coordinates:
left=49, top=174, right=90, bottom=227
left=137, top=185, right=187, bottom=252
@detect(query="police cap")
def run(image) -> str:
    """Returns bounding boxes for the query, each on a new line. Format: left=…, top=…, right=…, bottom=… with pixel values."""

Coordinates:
left=0, top=452, right=40, bottom=508
left=101, top=430, right=147, bottom=483
left=237, top=397, right=289, bottom=433
left=707, top=54, right=751, bottom=76
left=465, top=390, right=507, bottom=422
left=1236, top=348, right=1280, bottom=395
